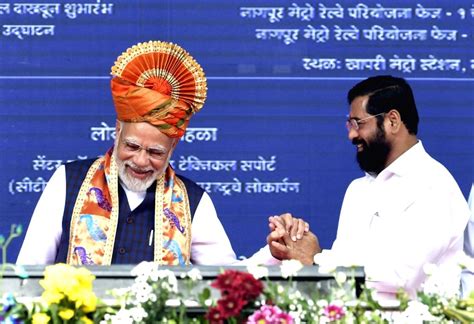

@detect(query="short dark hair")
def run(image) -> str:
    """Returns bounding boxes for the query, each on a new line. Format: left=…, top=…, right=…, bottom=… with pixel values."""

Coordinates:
left=347, top=75, right=419, bottom=135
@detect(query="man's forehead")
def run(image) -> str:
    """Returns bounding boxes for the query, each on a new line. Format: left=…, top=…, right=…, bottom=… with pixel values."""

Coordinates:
left=349, top=95, right=369, bottom=117
left=121, top=124, right=174, bottom=149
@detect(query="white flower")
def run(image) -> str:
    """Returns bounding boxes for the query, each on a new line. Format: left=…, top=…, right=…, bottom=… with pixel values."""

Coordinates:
left=281, top=259, right=303, bottom=278
left=422, top=262, right=461, bottom=298
left=186, top=267, right=202, bottom=281
left=131, top=280, right=153, bottom=303
left=316, top=299, right=328, bottom=308
left=151, top=269, right=178, bottom=293
left=289, top=311, right=302, bottom=324
left=130, top=305, right=148, bottom=322
left=392, top=300, right=439, bottom=323
left=334, top=271, right=347, bottom=284
left=131, top=261, right=158, bottom=277
left=277, top=284, right=285, bottom=294
left=289, top=290, right=302, bottom=299
left=247, top=263, right=269, bottom=279
left=106, top=308, right=134, bottom=324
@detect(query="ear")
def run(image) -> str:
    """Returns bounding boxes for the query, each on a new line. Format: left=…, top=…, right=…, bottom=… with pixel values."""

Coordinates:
left=115, top=120, right=121, bottom=133
left=386, top=109, right=402, bottom=133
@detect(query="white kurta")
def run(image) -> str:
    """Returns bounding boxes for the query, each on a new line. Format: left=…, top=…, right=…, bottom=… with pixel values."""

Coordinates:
left=320, top=141, right=470, bottom=296
left=16, top=165, right=279, bottom=266
left=461, top=183, right=474, bottom=297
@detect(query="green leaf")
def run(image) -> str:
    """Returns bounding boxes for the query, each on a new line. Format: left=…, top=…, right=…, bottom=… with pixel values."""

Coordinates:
left=15, top=224, right=23, bottom=235
left=198, top=287, right=211, bottom=305
left=444, top=307, right=474, bottom=324
left=0, top=235, right=4, bottom=246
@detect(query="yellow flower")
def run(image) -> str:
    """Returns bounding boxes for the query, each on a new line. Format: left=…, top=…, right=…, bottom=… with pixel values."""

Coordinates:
left=41, top=291, right=64, bottom=305
left=76, top=291, right=97, bottom=313
left=39, top=263, right=98, bottom=310
left=80, top=316, right=94, bottom=324
left=58, top=308, right=75, bottom=320
left=32, top=313, right=50, bottom=324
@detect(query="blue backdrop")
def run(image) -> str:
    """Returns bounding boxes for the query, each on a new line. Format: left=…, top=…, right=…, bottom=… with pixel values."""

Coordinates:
left=0, top=0, right=472, bottom=262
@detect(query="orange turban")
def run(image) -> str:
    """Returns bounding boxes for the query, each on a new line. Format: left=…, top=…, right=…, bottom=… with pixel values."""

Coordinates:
left=110, top=41, right=207, bottom=138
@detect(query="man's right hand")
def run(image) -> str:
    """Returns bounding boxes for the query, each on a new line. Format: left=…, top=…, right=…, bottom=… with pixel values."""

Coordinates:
left=267, top=215, right=321, bottom=265
left=268, top=213, right=309, bottom=241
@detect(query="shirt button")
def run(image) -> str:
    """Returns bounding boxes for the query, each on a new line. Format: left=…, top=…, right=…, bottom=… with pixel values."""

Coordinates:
left=126, top=217, right=134, bottom=224
left=118, top=247, right=126, bottom=254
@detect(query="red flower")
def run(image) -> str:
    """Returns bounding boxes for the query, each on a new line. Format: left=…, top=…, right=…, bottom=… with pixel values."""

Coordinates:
left=217, top=295, right=246, bottom=318
left=212, top=270, right=238, bottom=292
left=240, top=273, right=263, bottom=300
left=208, top=270, right=265, bottom=321
left=212, top=270, right=264, bottom=301
left=206, top=306, right=224, bottom=324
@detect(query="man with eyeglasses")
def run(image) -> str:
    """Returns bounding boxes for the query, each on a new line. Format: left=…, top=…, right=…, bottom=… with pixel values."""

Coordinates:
left=272, top=75, right=470, bottom=297
left=17, top=41, right=314, bottom=266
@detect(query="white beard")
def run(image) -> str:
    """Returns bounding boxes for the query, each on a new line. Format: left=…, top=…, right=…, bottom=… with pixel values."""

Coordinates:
left=114, top=150, right=159, bottom=192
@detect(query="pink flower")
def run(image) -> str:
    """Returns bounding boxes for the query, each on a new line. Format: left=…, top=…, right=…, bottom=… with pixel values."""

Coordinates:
left=247, top=305, right=293, bottom=324
left=323, top=304, right=345, bottom=321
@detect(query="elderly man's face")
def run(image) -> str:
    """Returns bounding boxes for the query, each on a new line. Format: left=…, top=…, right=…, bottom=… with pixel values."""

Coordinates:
left=347, top=96, right=391, bottom=174
left=114, top=122, right=178, bottom=192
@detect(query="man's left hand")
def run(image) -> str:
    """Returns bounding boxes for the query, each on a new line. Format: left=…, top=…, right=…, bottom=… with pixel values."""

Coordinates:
left=267, top=220, right=321, bottom=265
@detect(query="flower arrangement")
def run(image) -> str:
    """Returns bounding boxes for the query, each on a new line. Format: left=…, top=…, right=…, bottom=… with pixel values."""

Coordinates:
left=102, top=262, right=183, bottom=323
left=2, top=225, right=474, bottom=323
left=205, top=269, right=264, bottom=323
left=1, top=260, right=474, bottom=323
left=34, top=263, right=99, bottom=323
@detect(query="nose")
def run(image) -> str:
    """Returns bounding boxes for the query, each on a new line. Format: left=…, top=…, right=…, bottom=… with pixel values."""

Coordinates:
left=347, top=127, right=358, bottom=142
left=133, top=149, right=150, bottom=168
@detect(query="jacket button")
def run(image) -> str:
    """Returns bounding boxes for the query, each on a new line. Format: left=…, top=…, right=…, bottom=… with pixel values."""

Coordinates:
left=126, top=217, right=134, bottom=224
left=118, top=247, right=126, bottom=254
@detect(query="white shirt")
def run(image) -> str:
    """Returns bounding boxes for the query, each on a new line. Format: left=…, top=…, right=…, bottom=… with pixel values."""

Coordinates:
left=461, top=183, right=474, bottom=297
left=320, top=141, right=470, bottom=297
left=17, top=165, right=279, bottom=266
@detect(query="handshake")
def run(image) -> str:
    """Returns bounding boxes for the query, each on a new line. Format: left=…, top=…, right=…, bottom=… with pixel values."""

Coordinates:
left=267, top=214, right=321, bottom=265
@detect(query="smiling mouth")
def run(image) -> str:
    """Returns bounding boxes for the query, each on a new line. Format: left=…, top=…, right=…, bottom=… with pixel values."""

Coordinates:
left=126, top=166, right=153, bottom=179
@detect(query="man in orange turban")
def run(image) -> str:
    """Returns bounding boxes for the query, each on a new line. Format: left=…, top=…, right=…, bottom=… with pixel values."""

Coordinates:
left=18, top=41, right=314, bottom=266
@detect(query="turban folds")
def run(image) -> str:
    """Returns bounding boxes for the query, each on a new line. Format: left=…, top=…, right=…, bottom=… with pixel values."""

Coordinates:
left=110, top=41, right=207, bottom=138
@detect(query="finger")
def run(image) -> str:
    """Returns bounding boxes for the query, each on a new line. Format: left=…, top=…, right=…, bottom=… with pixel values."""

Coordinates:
left=279, top=213, right=294, bottom=233
left=269, top=216, right=286, bottom=231
left=267, top=228, right=286, bottom=244
left=295, top=219, right=308, bottom=240
left=280, top=231, right=294, bottom=247
left=270, top=241, right=290, bottom=254
left=289, top=217, right=300, bottom=241
left=268, top=216, right=279, bottom=232
left=268, top=222, right=276, bottom=231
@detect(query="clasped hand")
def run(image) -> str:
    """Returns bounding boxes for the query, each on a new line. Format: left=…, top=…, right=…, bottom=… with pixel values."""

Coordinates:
left=267, top=213, right=321, bottom=265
